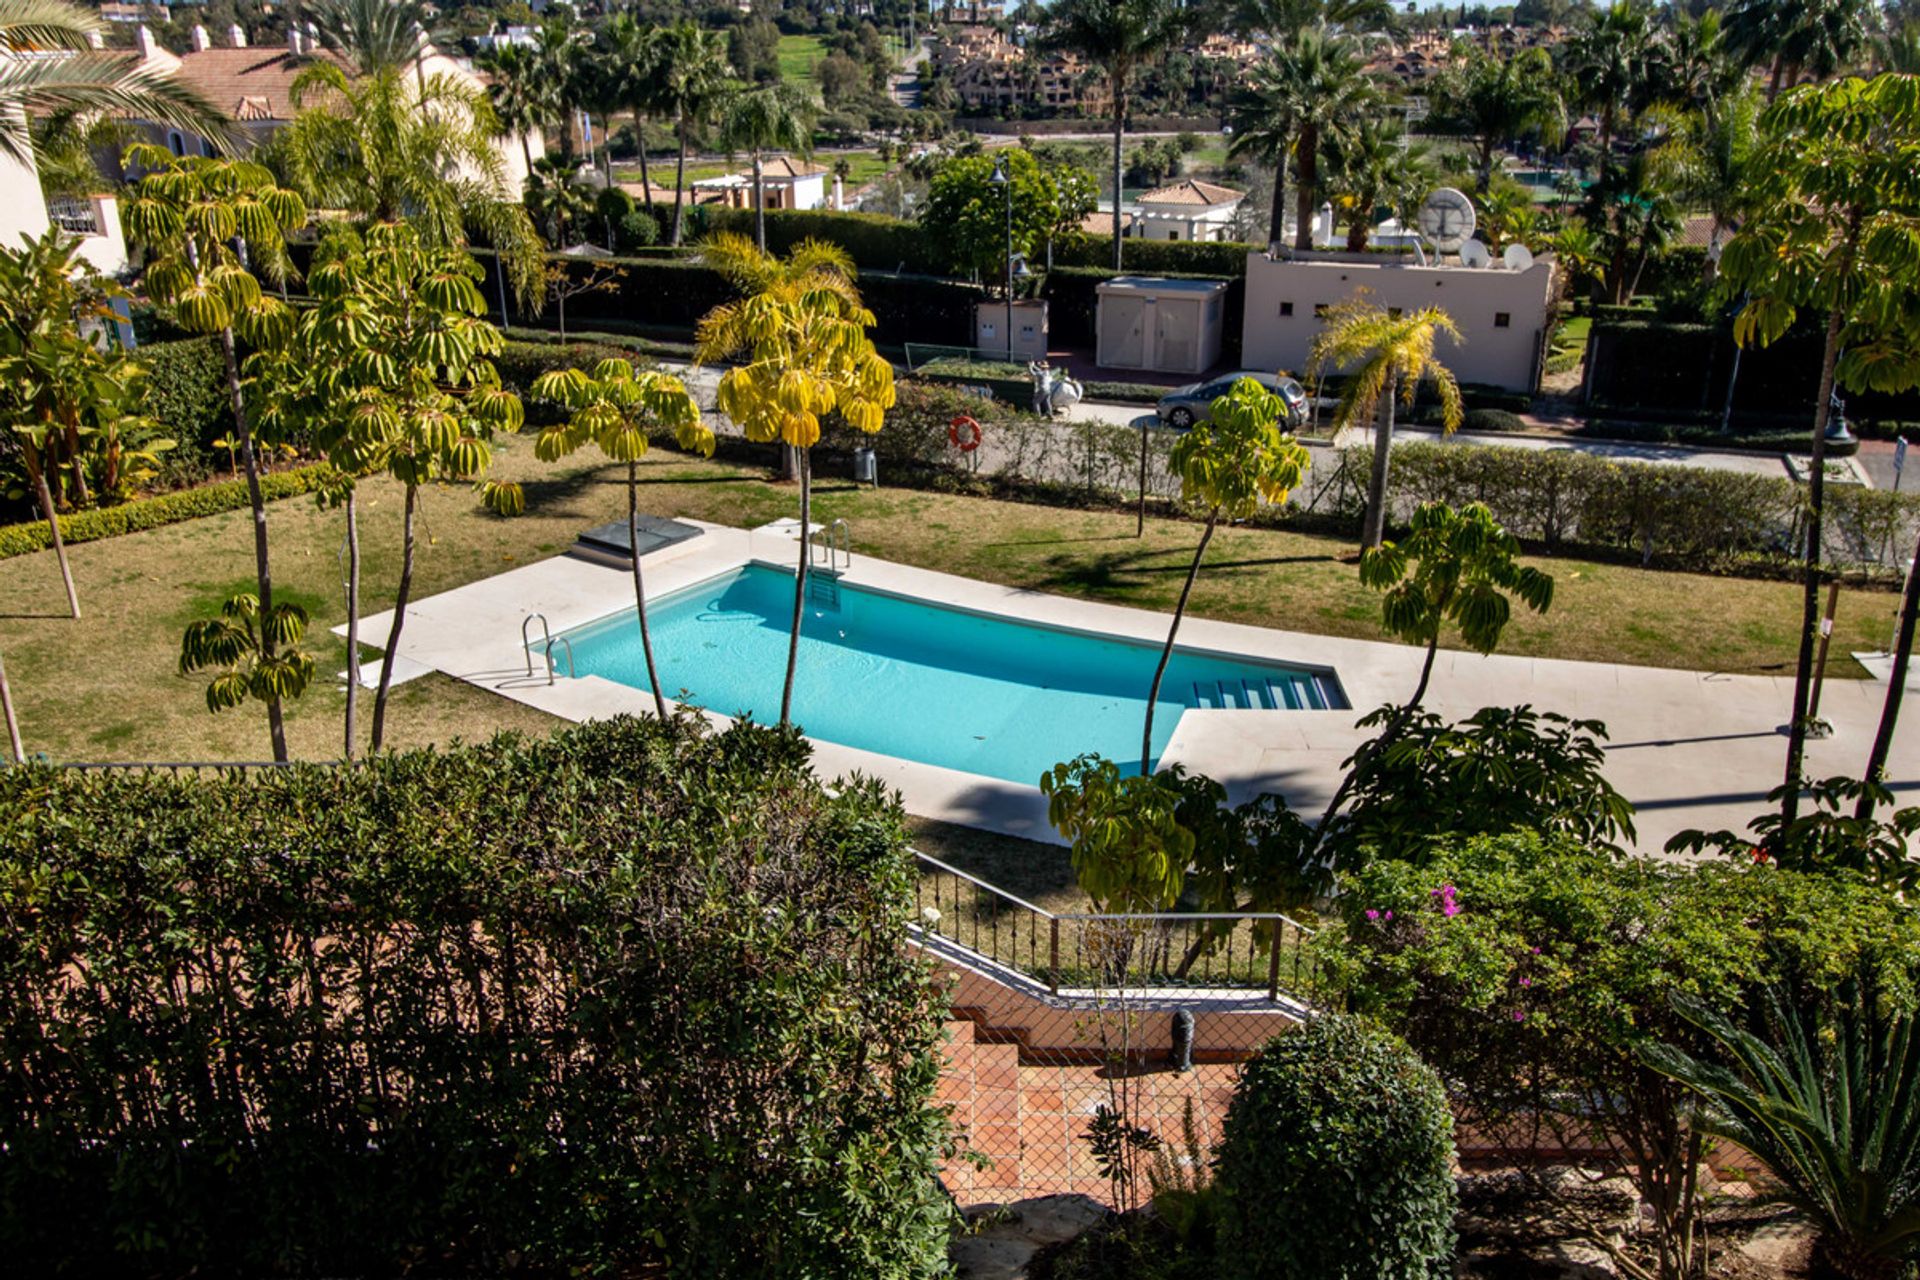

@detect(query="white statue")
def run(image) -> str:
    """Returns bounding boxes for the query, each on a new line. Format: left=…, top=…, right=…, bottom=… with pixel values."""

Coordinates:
left=1028, top=360, right=1084, bottom=419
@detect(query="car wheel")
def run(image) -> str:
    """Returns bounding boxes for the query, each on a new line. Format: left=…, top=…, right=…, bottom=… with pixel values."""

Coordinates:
left=1168, top=407, right=1194, bottom=429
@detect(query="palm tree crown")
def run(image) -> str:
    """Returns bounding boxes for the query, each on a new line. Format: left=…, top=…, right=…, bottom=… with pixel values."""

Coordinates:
left=308, top=0, right=428, bottom=77
left=0, top=0, right=229, bottom=162
left=717, top=81, right=816, bottom=251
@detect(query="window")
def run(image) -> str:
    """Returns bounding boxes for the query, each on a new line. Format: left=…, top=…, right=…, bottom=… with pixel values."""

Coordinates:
left=167, top=130, right=185, bottom=157
left=1494, top=312, right=1512, bottom=328
left=1279, top=301, right=1294, bottom=317
left=1388, top=307, right=1403, bottom=319
left=1313, top=303, right=1330, bottom=318
left=1167, top=228, right=1181, bottom=241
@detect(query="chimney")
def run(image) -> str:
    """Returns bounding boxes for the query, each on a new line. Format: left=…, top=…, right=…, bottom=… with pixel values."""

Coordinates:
left=288, top=25, right=303, bottom=54
left=134, top=24, right=159, bottom=59
left=228, top=23, right=246, bottom=48
left=86, top=29, right=104, bottom=48
left=190, top=24, right=210, bottom=52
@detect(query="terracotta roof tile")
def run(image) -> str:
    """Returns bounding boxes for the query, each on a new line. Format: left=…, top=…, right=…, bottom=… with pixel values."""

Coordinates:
left=164, top=48, right=352, bottom=123
left=759, top=155, right=827, bottom=180
left=1136, top=178, right=1244, bottom=207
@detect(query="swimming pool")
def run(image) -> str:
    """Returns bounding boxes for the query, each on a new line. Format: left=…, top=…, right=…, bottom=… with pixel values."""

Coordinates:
left=560, top=564, right=1345, bottom=785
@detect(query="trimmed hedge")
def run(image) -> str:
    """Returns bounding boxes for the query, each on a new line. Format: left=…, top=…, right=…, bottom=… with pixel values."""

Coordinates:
left=137, top=335, right=231, bottom=459
left=1215, top=1015, right=1456, bottom=1280
left=0, top=717, right=953, bottom=1276
left=0, top=464, right=331, bottom=559
left=1462, top=407, right=1527, bottom=433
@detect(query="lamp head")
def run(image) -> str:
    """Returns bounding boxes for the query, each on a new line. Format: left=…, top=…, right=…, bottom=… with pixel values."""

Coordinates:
left=989, top=159, right=1009, bottom=186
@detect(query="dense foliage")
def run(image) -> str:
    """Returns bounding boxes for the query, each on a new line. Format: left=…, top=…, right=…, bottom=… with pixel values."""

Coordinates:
left=1215, top=1015, right=1457, bottom=1280
left=0, top=462, right=329, bottom=558
left=0, top=717, right=954, bottom=1277
left=137, top=334, right=233, bottom=466
left=1323, top=832, right=1920, bottom=1279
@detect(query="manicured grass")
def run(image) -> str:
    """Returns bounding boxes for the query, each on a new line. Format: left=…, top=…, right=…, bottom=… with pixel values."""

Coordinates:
left=777, top=34, right=827, bottom=85
left=0, top=444, right=1903, bottom=763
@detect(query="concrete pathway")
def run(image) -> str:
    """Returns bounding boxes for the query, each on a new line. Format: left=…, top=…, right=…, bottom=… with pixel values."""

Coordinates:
left=340, top=527, right=1916, bottom=856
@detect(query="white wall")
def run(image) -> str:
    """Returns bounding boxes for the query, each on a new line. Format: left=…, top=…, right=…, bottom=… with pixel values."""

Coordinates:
left=788, top=173, right=827, bottom=212
left=0, top=110, right=52, bottom=251
left=1241, top=249, right=1556, bottom=391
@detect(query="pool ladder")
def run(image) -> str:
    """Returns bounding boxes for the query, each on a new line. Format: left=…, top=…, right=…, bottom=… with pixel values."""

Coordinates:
left=1190, top=672, right=1347, bottom=711
left=808, top=519, right=851, bottom=610
left=519, top=613, right=575, bottom=685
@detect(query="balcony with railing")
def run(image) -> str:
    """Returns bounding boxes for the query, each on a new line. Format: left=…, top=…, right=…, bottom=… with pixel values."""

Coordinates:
left=46, top=196, right=102, bottom=237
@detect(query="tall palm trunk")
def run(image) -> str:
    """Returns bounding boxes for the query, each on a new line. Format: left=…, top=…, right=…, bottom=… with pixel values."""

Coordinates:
left=219, top=321, right=287, bottom=762
left=1141, top=509, right=1218, bottom=775
left=628, top=461, right=669, bottom=720
left=343, top=487, right=360, bottom=762
left=519, top=131, right=533, bottom=179
left=779, top=448, right=811, bottom=726
left=671, top=110, right=690, bottom=246
left=752, top=148, right=766, bottom=251
left=1361, top=382, right=1397, bottom=549
left=0, top=648, right=21, bottom=764
left=26, top=451, right=79, bottom=620
left=1294, top=123, right=1319, bottom=252
left=370, top=482, right=417, bottom=753
left=1858, top=526, right=1919, bottom=819
left=634, top=109, right=654, bottom=208
left=1266, top=153, right=1288, bottom=251
left=1110, top=70, right=1127, bottom=271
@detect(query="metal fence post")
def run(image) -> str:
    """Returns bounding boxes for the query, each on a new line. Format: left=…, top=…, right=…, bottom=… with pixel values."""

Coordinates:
left=1267, top=927, right=1283, bottom=1003
left=1049, top=917, right=1061, bottom=995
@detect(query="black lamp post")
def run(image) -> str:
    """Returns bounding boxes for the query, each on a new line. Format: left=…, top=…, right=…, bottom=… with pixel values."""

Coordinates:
left=989, top=157, right=1014, bottom=361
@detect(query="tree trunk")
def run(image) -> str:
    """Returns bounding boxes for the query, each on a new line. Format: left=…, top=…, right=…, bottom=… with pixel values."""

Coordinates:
left=0, top=647, right=20, bottom=764
left=1141, top=509, right=1218, bottom=776
left=779, top=448, right=810, bottom=726
left=343, top=487, right=360, bottom=762
left=752, top=149, right=766, bottom=252
left=629, top=461, right=670, bottom=720
left=29, top=464, right=79, bottom=620
left=1266, top=152, right=1288, bottom=250
left=519, top=131, right=533, bottom=183
left=1111, top=83, right=1126, bottom=272
left=1858, top=527, right=1920, bottom=819
left=1361, top=385, right=1396, bottom=549
left=1781, top=299, right=1849, bottom=826
left=1478, top=136, right=1495, bottom=192
left=1136, top=422, right=1149, bottom=537
left=1294, top=124, right=1319, bottom=252
left=220, top=323, right=287, bottom=762
left=1766, top=56, right=1784, bottom=103
left=671, top=111, right=689, bottom=246
left=369, top=482, right=417, bottom=753
left=635, top=110, right=654, bottom=208
left=600, top=113, right=617, bottom=250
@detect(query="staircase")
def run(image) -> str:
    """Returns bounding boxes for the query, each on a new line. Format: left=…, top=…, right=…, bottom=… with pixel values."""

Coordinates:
left=1188, top=670, right=1347, bottom=711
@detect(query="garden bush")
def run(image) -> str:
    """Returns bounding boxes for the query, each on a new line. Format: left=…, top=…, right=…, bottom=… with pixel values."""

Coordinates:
left=1214, top=1014, right=1456, bottom=1280
left=0, top=716, right=954, bottom=1277
left=1461, top=407, right=1526, bottom=433
left=0, top=463, right=330, bottom=559
left=137, top=335, right=231, bottom=462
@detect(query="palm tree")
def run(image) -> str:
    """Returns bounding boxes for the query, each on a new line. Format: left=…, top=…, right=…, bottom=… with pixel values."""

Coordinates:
left=1881, top=19, right=1920, bottom=74
left=1586, top=148, right=1681, bottom=303
left=1725, top=0, right=1876, bottom=100
left=478, top=42, right=551, bottom=178
left=1324, top=116, right=1430, bottom=251
left=1241, top=26, right=1376, bottom=253
left=1230, top=0, right=1395, bottom=35
left=1644, top=981, right=1920, bottom=1280
left=717, top=81, right=817, bottom=251
left=123, top=148, right=306, bottom=761
left=275, top=61, right=546, bottom=310
left=1560, top=0, right=1664, bottom=183
left=695, top=233, right=894, bottom=727
left=0, top=0, right=230, bottom=162
left=1427, top=44, right=1565, bottom=192
left=1140, top=378, right=1309, bottom=774
left=531, top=360, right=712, bottom=721
left=603, top=13, right=663, bottom=210
left=1661, top=9, right=1741, bottom=130
left=1308, top=297, right=1464, bottom=549
left=657, top=20, right=731, bottom=247
left=1046, top=0, right=1190, bottom=270
left=308, top=0, right=427, bottom=76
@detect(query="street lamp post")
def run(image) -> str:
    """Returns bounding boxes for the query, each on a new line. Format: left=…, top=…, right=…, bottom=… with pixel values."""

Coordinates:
left=989, top=158, right=1014, bottom=362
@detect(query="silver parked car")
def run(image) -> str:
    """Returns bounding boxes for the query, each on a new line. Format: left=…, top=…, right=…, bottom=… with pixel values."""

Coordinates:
left=1155, top=372, right=1308, bottom=429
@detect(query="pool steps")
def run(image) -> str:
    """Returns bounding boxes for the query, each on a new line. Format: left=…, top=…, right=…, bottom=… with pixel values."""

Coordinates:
left=1189, top=672, right=1346, bottom=711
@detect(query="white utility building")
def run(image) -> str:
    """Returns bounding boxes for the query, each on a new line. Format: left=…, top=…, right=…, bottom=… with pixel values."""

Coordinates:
left=1096, top=277, right=1229, bottom=376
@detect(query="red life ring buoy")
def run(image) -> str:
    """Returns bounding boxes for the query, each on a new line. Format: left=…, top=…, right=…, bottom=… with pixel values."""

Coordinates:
left=949, top=414, right=983, bottom=452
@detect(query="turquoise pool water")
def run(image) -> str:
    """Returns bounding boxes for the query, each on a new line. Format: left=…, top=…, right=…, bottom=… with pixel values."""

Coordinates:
left=561, top=564, right=1343, bottom=784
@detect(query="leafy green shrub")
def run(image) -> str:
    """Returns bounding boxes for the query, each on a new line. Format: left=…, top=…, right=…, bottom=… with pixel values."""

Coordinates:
left=1215, top=1014, right=1456, bottom=1280
left=136, top=334, right=230, bottom=458
left=1323, top=832, right=1920, bottom=1278
left=495, top=338, right=657, bottom=424
left=1461, top=407, right=1526, bottom=433
left=0, top=463, right=329, bottom=559
left=0, top=717, right=953, bottom=1277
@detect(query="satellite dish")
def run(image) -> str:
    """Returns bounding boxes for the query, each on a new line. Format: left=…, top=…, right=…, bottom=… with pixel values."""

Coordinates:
left=1459, top=239, right=1491, bottom=269
left=1504, top=243, right=1535, bottom=272
left=1416, top=187, right=1476, bottom=254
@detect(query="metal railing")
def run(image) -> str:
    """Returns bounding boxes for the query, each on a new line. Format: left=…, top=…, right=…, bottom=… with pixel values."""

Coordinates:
left=811, top=518, right=850, bottom=574
left=912, top=849, right=1320, bottom=1007
left=46, top=197, right=101, bottom=236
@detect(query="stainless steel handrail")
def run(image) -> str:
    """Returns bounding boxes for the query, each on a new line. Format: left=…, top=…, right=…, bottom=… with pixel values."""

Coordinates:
left=520, top=613, right=553, bottom=678
left=544, top=635, right=575, bottom=682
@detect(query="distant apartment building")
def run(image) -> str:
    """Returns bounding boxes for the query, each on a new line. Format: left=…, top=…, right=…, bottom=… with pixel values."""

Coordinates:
left=934, top=24, right=1108, bottom=115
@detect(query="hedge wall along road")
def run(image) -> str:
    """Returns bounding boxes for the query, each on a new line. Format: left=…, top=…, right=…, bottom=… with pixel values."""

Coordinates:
left=0, top=717, right=955, bottom=1278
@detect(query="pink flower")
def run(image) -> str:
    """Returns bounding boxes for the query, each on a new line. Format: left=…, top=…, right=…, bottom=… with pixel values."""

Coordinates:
left=1520, top=976, right=1533, bottom=987
left=1365, top=909, right=1380, bottom=921
left=1431, top=883, right=1461, bottom=918
left=1512, top=1009, right=1526, bottom=1022
left=1384, top=910, right=1394, bottom=921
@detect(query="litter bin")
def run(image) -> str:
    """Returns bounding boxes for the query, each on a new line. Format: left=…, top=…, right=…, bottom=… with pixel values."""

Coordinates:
left=852, top=446, right=877, bottom=487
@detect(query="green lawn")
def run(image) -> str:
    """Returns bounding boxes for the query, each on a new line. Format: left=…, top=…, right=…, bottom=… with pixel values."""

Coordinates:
left=0, top=445, right=1903, bottom=764
left=777, top=34, right=827, bottom=86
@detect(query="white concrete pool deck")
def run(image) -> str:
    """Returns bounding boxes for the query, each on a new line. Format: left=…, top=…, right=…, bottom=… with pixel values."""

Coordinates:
left=343, top=520, right=1917, bottom=853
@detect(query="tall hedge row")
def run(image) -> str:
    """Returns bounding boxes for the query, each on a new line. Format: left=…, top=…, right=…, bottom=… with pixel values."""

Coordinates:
left=137, top=334, right=232, bottom=460
left=0, top=717, right=954, bottom=1277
